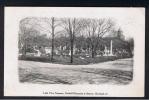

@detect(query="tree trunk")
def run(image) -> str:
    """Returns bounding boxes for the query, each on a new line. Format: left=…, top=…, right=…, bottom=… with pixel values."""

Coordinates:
left=70, top=35, right=74, bottom=63
left=51, top=18, right=55, bottom=61
left=51, top=34, right=54, bottom=61
left=91, top=44, right=94, bottom=58
left=23, top=39, right=27, bottom=56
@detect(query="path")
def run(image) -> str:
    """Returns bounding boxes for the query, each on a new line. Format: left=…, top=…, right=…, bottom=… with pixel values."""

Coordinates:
left=19, top=58, right=133, bottom=85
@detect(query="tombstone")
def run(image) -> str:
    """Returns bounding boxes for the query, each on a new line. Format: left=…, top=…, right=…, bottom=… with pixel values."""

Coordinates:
left=63, top=46, right=66, bottom=50
left=33, top=46, right=41, bottom=57
left=34, top=49, right=41, bottom=57
left=45, top=47, right=51, bottom=54
left=103, top=46, right=108, bottom=56
left=73, top=45, right=77, bottom=54
left=79, top=56, right=85, bottom=59
left=86, top=55, right=90, bottom=57
left=69, top=50, right=71, bottom=56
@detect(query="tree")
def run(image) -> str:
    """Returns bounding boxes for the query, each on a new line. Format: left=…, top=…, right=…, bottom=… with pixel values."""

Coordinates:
left=43, top=17, right=61, bottom=61
left=117, top=28, right=125, bottom=40
left=84, top=18, right=115, bottom=58
left=50, top=17, right=56, bottom=61
left=127, top=37, right=134, bottom=57
left=61, top=18, right=86, bottom=63
left=75, top=35, right=87, bottom=54
left=19, top=18, right=40, bottom=55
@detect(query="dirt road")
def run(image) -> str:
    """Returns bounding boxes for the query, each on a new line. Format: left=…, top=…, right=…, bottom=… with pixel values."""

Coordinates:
left=19, top=58, right=133, bottom=85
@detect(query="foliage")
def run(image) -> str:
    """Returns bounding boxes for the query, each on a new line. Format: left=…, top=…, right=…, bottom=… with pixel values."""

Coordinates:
left=18, top=17, right=134, bottom=63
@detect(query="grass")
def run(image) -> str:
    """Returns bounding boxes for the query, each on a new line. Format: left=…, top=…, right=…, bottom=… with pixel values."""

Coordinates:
left=18, top=55, right=131, bottom=65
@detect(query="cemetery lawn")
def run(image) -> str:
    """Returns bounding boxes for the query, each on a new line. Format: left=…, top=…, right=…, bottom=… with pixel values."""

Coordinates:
left=19, top=58, right=133, bottom=85
left=18, top=55, right=129, bottom=65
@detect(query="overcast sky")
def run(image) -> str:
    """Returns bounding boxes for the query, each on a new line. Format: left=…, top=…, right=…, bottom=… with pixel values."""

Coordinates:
left=6, top=7, right=145, bottom=39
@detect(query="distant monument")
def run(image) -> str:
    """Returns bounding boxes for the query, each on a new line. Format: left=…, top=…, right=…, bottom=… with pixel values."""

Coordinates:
left=109, top=40, right=113, bottom=56
left=104, top=40, right=113, bottom=56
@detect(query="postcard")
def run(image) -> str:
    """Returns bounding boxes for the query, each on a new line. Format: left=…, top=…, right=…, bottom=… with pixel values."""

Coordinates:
left=4, top=7, right=145, bottom=97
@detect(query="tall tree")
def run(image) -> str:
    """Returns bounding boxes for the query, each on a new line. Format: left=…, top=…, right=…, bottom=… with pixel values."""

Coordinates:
left=85, top=18, right=115, bottom=58
left=44, top=17, right=60, bottom=61
left=51, top=17, right=55, bottom=61
left=61, top=18, right=86, bottom=63
left=117, top=28, right=125, bottom=40
left=127, top=37, right=134, bottom=57
left=19, top=18, right=40, bottom=55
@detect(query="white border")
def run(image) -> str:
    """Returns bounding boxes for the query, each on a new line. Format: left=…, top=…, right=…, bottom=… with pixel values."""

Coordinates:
left=4, top=7, right=145, bottom=97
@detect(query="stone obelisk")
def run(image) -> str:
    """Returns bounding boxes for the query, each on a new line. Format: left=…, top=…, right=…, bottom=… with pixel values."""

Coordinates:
left=110, top=40, right=113, bottom=56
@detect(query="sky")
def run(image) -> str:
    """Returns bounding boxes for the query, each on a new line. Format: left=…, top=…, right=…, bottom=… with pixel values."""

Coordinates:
left=6, top=7, right=145, bottom=39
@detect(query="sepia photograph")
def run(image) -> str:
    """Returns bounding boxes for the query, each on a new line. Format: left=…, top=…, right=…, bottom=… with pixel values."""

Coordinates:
left=4, top=7, right=145, bottom=97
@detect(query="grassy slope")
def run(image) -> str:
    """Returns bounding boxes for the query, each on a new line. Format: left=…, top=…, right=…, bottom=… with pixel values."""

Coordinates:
left=19, top=55, right=130, bottom=65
